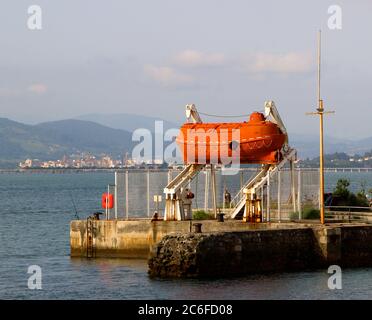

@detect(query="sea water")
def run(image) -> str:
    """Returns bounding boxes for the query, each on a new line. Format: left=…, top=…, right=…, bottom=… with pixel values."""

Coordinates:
left=0, top=172, right=371, bottom=300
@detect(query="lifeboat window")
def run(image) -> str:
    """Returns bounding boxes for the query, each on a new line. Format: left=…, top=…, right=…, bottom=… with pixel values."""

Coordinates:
left=229, top=140, right=240, bottom=150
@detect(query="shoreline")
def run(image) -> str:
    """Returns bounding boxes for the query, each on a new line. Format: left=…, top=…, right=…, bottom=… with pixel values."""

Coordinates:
left=1, top=167, right=372, bottom=174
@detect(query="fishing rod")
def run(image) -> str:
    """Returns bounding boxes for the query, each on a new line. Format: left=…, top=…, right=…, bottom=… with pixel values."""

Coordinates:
left=69, top=191, right=80, bottom=220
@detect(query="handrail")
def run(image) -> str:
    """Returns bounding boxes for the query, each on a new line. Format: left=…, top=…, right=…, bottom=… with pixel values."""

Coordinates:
left=229, top=168, right=261, bottom=207
left=325, top=206, right=371, bottom=210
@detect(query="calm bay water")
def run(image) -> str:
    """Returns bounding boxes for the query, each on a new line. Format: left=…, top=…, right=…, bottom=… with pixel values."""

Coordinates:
left=0, top=171, right=371, bottom=300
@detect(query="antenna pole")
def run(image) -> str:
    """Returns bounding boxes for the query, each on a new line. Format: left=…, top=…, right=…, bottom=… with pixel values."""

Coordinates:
left=317, top=30, right=325, bottom=225
left=306, top=30, right=335, bottom=225
left=317, top=30, right=321, bottom=105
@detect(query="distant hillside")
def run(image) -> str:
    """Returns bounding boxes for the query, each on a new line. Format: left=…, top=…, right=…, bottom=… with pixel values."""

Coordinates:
left=0, top=118, right=50, bottom=161
left=290, top=134, right=372, bottom=159
left=76, top=113, right=179, bottom=133
left=36, top=119, right=132, bottom=153
left=0, top=118, right=132, bottom=168
left=299, top=150, right=372, bottom=168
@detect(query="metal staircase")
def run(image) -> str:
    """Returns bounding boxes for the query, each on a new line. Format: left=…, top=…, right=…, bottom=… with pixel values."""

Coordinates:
left=164, top=164, right=205, bottom=220
left=229, top=165, right=271, bottom=219
left=229, top=148, right=297, bottom=219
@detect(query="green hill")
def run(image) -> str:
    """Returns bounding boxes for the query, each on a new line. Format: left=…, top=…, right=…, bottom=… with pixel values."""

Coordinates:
left=0, top=118, right=132, bottom=168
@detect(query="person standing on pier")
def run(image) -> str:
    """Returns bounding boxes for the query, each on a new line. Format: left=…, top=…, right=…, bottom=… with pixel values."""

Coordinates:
left=224, top=188, right=231, bottom=207
left=181, top=187, right=194, bottom=220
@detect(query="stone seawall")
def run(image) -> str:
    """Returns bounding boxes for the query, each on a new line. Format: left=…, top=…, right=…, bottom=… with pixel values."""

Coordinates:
left=148, top=225, right=372, bottom=278
left=341, top=226, right=372, bottom=266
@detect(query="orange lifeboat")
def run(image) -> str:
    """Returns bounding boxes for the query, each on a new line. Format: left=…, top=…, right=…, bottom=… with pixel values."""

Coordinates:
left=176, top=112, right=286, bottom=164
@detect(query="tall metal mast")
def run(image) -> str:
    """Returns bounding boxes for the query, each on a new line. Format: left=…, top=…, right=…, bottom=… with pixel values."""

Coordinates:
left=307, top=30, right=335, bottom=224
left=317, top=30, right=325, bottom=224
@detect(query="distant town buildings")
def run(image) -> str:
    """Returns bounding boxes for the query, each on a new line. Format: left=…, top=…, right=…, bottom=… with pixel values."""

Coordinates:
left=19, top=154, right=120, bottom=169
left=298, top=150, right=372, bottom=168
left=20, top=158, right=34, bottom=168
left=349, top=156, right=372, bottom=163
left=18, top=153, right=170, bottom=169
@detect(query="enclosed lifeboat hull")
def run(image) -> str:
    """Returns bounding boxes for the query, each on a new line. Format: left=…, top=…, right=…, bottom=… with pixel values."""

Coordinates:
left=176, top=112, right=286, bottom=164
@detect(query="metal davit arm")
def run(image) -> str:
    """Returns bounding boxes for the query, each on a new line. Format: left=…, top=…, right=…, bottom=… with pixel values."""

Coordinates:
left=186, top=104, right=202, bottom=124
left=264, top=100, right=289, bottom=146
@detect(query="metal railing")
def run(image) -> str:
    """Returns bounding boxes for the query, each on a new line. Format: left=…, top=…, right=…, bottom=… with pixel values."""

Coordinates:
left=325, top=206, right=372, bottom=223
left=300, top=167, right=372, bottom=172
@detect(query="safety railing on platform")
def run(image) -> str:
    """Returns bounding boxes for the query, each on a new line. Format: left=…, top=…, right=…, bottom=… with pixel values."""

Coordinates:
left=325, top=206, right=372, bottom=223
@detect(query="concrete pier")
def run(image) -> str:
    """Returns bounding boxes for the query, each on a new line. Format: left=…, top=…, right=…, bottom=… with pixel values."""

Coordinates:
left=70, top=219, right=309, bottom=258
left=70, top=219, right=372, bottom=278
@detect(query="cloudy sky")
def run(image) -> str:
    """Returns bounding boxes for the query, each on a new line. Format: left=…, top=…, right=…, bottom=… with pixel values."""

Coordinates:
left=0, top=0, right=371, bottom=139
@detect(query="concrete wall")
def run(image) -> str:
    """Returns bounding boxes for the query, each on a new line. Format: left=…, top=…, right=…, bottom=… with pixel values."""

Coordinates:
left=71, top=220, right=190, bottom=258
left=70, top=219, right=309, bottom=258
